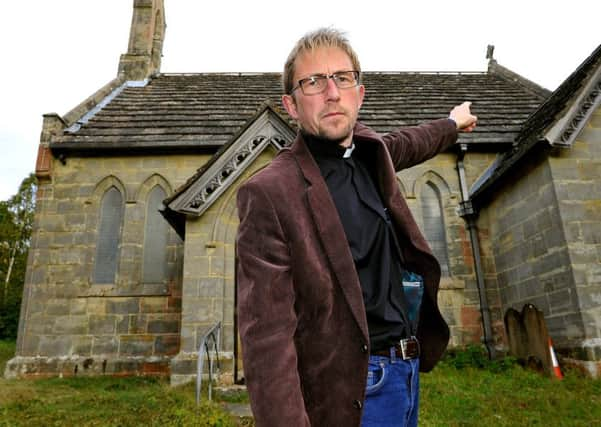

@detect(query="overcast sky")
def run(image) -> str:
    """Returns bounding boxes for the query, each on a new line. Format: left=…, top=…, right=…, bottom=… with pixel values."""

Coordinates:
left=0, top=0, right=598, bottom=200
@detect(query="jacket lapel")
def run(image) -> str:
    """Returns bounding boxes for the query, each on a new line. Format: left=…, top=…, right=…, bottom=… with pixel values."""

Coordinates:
left=355, top=127, right=439, bottom=275
left=289, top=136, right=369, bottom=341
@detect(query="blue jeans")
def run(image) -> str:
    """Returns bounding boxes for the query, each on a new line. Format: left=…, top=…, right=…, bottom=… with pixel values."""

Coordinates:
left=361, top=353, right=420, bottom=427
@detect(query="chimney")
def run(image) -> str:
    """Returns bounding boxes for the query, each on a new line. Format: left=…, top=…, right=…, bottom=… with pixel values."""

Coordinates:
left=118, top=0, right=166, bottom=80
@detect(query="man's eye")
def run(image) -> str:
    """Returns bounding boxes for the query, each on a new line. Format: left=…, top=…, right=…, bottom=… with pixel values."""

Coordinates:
left=306, top=77, right=321, bottom=86
left=337, top=75, right=350, bottom=83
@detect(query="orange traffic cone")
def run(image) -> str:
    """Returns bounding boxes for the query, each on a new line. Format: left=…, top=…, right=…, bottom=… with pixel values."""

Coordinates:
left=548, top=337, right=563, bottom=380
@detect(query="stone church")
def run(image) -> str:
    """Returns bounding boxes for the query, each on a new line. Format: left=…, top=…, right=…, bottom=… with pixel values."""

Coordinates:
left=6, top=0, right=601, bottom=382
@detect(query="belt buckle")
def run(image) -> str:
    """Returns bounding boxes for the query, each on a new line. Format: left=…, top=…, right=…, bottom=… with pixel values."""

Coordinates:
left=399, top=336, right=419, bottom=360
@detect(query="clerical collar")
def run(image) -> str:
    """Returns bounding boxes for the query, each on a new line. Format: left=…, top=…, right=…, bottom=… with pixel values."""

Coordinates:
left=303, top=132, right=355, bottom=159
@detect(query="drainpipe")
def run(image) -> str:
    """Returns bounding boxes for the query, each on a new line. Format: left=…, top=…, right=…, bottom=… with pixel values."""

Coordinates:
left=456, top=144, right=497, bottom=359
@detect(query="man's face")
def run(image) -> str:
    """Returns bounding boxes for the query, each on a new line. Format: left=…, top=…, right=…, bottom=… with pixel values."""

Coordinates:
left=282, top=47, right=365, bottom=147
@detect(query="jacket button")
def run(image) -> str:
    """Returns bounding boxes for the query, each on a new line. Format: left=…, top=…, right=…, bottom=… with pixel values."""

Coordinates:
left=361, top=344, right=368, bottom=353
left=353, top=400, right=363, bottom=409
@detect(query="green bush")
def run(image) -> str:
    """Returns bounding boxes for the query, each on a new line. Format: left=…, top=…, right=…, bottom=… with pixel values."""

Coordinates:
left=442, top=344, right=518, bottom=373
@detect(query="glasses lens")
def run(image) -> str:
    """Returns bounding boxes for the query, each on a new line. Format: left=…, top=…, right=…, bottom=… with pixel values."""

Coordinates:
left=333, top=71, right=358, bottom=88
left=300, top=75, right=327, bottom=95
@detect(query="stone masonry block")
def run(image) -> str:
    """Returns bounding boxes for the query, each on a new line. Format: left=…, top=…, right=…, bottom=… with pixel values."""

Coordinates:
left=106, top=298, right=140, bottom=315
left=184, top=239, right=213, bottom=258
left=38, top=214, right=66, bottom=232
left=116, top=316, right=129, bottom=334
left=210, top=256, right=226, bottom=277
left=590, top=108, right=601, bottom=127
left=577, top=161, right=601, bottom=181
left=582, top=223, right=601, bottom=245
left=27, top=314, right=54, bottom=335
left=543, top=228, right=565, bottom=250
left=72, top=336, right=93, bottom=356
left=224, top=277, right=235, bottom=300
left=155, top=335, right=180, bottom=356
left=39, top=335, right=73, bottom=357
left=20, top=335, right=41, bottom=356
left=584, top=200, right=601, bottom=220
left=52, top=232, right=74, bottom=246
left=30, top=266, right=47, bottom=285
left=69, top=299, right=87, bottom=315
left=180, top=326, right=197, bottom=353
left=147, top=318, right=180, bottom=334
left=549, top=289, right=576, bottom=313
left=140, top=297, right=168, bottom=313
left=119, top=335, right=154, bottom=357
left=197, top=278, right=223, bottom=298
left=129, top=315, right=148, bottom=334
left=170, top=356, right=196, bottom=375
left=56, top=200, right=74, bottom=214
left=92, top=336, right=119, bottom=355
left=570, top=243, right=598, bottom=264
left=45, top=299, right=71, bottom=316
left=53, top=315, right=88, bottom=335
left=182, top=280, right=198, bottom=297
left=89, top=315, right=117, bottom=335
left=577, top=126, right=601, bottom=146
left=142, top=158, right=168, bottom=168
left=587, top=265, right=601, bottom=286
left=86, top=298, right=107, bottom=315
left=182, top=298, right=213, bottom=323
left=183, top=256, right=210, bottom=279
left=520, top=277, right=542, bottom=299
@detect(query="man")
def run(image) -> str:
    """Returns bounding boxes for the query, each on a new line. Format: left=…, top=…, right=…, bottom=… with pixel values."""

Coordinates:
left=236, top=28, right=477, bottom=427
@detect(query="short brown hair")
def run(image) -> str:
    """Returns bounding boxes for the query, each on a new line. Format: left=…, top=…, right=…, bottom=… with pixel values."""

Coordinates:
left=283, top=27, right=361, bottom=95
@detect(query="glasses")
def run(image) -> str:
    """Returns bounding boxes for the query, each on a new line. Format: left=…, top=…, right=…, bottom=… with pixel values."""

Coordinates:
left=291, top=71, right=360, bottom=95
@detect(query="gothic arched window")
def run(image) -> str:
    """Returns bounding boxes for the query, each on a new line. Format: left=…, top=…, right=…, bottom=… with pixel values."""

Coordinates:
left=420, top=182, right=450, bottom=276
left=142, top=185, right=168, bottom=283
left=93, top=186, right=124, bottom=283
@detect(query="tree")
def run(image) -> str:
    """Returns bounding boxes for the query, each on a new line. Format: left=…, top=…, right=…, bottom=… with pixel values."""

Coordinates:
left=0, top=173, right=37, bottom=339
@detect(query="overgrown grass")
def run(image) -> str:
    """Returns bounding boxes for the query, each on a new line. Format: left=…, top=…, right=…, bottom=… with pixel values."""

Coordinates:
left=1, top=342, right=600, bottom=426
left=0, top=340, right=241, bottom=426
left=420, top=346, right=601, bottom=426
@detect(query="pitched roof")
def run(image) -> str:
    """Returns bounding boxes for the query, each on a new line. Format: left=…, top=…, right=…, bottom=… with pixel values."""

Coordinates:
left=50, top=70, right=547, bottom=154
left=470, top=44, right=601, bottom=206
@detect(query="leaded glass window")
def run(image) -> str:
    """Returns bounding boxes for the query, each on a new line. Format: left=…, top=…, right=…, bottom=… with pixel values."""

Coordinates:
left=420, top=182, right=450, bottom=276
left=93, top=186, right=123, bottom=283
left=142, top=186, right=168, bottom=283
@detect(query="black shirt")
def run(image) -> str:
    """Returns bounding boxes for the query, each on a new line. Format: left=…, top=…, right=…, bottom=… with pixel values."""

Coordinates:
left=304, top=134, right=411, bottom=351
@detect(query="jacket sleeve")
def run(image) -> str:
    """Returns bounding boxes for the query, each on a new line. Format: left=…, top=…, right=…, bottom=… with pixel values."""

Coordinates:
left=236, top=181, right=311, bottom=427
left=381, top=118, right=458, bottom=171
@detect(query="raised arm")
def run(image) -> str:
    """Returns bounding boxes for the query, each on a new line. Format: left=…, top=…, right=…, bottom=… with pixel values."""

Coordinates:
left=236, top=181, right=311, bottom=427
left=380, top=101, right=477, bottom=170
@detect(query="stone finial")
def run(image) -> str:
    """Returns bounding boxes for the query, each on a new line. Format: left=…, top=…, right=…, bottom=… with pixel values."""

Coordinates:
left=118, top=0, right=166, bottom=80
left=486, top=45, right=495, bottom=60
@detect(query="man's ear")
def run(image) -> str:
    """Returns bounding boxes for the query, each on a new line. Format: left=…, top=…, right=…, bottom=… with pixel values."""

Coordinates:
left=282, top=94, right=299, bottom=120
left=358, top=84, right=365, bottom=109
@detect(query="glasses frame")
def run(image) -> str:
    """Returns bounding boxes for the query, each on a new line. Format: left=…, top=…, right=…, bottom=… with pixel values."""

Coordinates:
left=290, top=70, right=360, bottom=95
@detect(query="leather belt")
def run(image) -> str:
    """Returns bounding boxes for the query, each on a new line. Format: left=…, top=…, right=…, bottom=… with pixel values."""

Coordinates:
left=371, top=337, right=420, bottom=360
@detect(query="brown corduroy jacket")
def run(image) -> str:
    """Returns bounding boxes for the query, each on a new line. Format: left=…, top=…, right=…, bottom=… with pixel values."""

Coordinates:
left=236, top=119, right=457, bottom=427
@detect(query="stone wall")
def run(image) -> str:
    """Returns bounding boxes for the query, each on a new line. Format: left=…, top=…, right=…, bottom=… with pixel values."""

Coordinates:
left=6, top=153, right=208, bottom=378
left=170, top=147, right=277, bottom=385
left=479, top=147, right=582, bottom=352
left=8, top=145, right=502, bottom=380
left=548, top=105, right=601, bottom=369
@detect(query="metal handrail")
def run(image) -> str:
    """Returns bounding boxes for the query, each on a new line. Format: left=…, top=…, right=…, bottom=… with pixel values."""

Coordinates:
left=196, top=321, right=221, bottom=405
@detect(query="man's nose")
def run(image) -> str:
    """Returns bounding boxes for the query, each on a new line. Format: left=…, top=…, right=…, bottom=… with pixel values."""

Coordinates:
left=324, top=77, right=341, bottom=100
